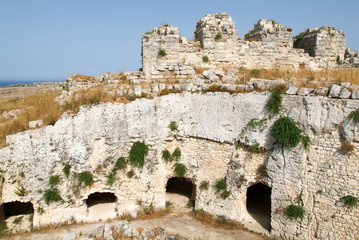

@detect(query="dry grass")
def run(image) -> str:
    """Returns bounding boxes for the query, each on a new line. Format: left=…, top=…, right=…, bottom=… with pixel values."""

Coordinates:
left=239, top=68, right=359, bottom=87
left=0, top=91, right=62, bottom=148
left=340, top=141, right=355, bottom=154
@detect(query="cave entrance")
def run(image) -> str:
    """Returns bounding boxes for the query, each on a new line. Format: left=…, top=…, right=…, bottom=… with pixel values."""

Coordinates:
left=165, top=177, right=195, bottom=210
left=86, top=192, right=117, bottom=221
left=246, top=183, right=271, bottom=231
left=3, top=201, right=34, bottom=219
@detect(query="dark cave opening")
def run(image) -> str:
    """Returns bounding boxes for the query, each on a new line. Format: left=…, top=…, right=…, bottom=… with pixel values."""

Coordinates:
left=166, top=177, right=195, bottom=199
left=246, top=182, right=271, bottom=231
left=86, top=192, right=117, bottom=208
left=3, top=201, right=34, bottom=219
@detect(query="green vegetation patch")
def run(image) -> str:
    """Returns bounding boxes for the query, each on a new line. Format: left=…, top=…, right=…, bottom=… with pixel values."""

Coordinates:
left=266, top=90, right=282, bottom=115
left=162, top=149, right=171, bottom=163
left=115, top=157, right=128, bottom=170
left=158, top=49, right=166, bottom=57
left=49, top=175, right=60, bottom=186
left=173, top=163, right=187, bottom=177
left=78, top=171, right=94, bottom=187
left=63, top=164, right=71, bottom=178
left=129, top=141, right=149, bottom=168
left=271, top=116, right=306, bottom=148
left=348, top=110, right=359, bottom=123
left=43, top=188, right=63, bottom=205
left=107, top=173, right=115, bottom=186
left=341, top=195, right=359, bottom=209
left=172, top=148, right=181, bottom=161
left=169, top=121, right=178, bottom=131
left=286, top=204, right=305, bottom=220
left=214, top=33, right=223, bottom=41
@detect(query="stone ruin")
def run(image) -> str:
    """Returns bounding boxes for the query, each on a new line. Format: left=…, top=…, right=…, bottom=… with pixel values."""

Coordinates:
left=0, top=12, right=359, bottom=240
left=142, top=12, right=358, bottom=80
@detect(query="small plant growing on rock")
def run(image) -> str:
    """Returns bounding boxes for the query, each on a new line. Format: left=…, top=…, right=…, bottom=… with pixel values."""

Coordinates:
left=200, top=181, right=209, bottom=191
left=158, top=49, right=166, bottom=57
left=221, top=190, right=231, bottom=199
left=286, top=204, right=305, bottom=220
left=162, top=149, right=171, bottom=163
left=165, top=201, right=173, bottom=211
left=251, top=142, right=261, bottom=154
left=63, top=164, right=71, bottom=178
left=340, top=141, right=355, bottom=154
left=169, top=121, right=178, bottom=131
left=115, top=157, right=127, bottom=170
left=173, top=163, right=187, bottom=177
left=78, top=172, right=94, bottom=187
left=341, top=195, right=359, bottom=209
left=202, top=56, right=209, bottom=63
left=14, top=184, right=28, bottom=196
left=172, top=148, right=181, bottom=161
left=43, top=188, right=63, bottom=205
left=107, top=173, right=115, bottom=186
left=214, top=33, right=222, bottom=41
left=129, top=141, right=149, bottom=168
left=144, top=203, right=154, bottom=215
left=215, top=178, right=228, bottom=193
left=127, top=169, right=135, bottom=178
left=186, top=199, right=195, bottom=209
left=266, top=90, right=282, bottom=115
left=348, top=110, right=359, bottom=123
left=49, top=175, right=60, bottom=186
left=271, top=116, right=308, bottom=148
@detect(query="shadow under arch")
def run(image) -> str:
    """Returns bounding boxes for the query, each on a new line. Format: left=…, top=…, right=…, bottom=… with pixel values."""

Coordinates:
left=246, top=182, right=271, bottom=231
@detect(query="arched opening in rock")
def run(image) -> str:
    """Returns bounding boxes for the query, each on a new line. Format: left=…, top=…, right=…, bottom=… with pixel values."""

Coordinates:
left=165, top=177, right=195, bottom=210
left=1, top=201, right=34, bottom=232
left=86, top=192, right=117, bottom=207
left=85, top=192, right=117, bottom=221
left=3, top=201, right=34, bottom=218
left=246, top=183, right=271, bottom=231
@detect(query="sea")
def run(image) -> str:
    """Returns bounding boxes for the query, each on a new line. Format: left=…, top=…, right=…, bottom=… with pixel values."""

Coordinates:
left=0, top=80, right=64, bottom=88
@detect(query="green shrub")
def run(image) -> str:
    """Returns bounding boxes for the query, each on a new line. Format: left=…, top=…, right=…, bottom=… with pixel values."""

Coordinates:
left=215, top=178, right=228, bottom=193
left=129, top=141, right=149, bottom=168
left=200, top=181, right=209, bottom=191
left=49, top=175, right=60, bottom=186
left=107, top=173, right=115, bottom=186
left=43, top=188, right=63, bottom=205
left=251, top=142, right=261, bottom=153
left=169, top=121, right=178, bottom=131
left=271, top=116, right=303, bottom=148
left=78, top=172, right=94, bottom=187
left=286, top=204, right=305, bottom=220
left=14, top=185, right=28, bottom=196
left=162, top=149, right=171, bottom=163
left=172, top=148, right=181, bottom=161
left=115, top=157, right=127, bottom=170
left=341, top=195, right=359, bottom=209
left=266, top=90, right=282, bottom=115
left=348, top=110, right=359, bottom=123
left=214, top=33, right=222, bottom=41
left=63, top=164, right=71, bottom=178
left=257, top=164, right=268, bottom=178
left=221, top=190, right=231, bottom=199
left=158, top=49, right=166, bottom=57
left=301, top=135, right=311, bottom=150
left=173, top=163, right=187, bottom=177
left=202, top=56, right=209, bottom=63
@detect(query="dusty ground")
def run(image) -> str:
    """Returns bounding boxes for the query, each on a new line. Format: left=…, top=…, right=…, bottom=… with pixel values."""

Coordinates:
left=4, top=193, right=270, bottom=240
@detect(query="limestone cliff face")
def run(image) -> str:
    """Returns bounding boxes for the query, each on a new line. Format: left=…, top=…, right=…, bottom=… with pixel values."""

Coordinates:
left=0, top=92, right=358, bottom=239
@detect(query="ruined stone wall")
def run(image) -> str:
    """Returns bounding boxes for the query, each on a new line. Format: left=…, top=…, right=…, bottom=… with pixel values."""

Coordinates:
left=1, top=92, right=358, bottom=239
left=294, top=26, right=346, bottom=68
left=142, top=13, right=354, bottom=80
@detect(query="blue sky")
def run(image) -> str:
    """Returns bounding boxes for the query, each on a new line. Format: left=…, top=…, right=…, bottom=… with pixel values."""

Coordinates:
left=1, top=0, right=358, bottom=82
